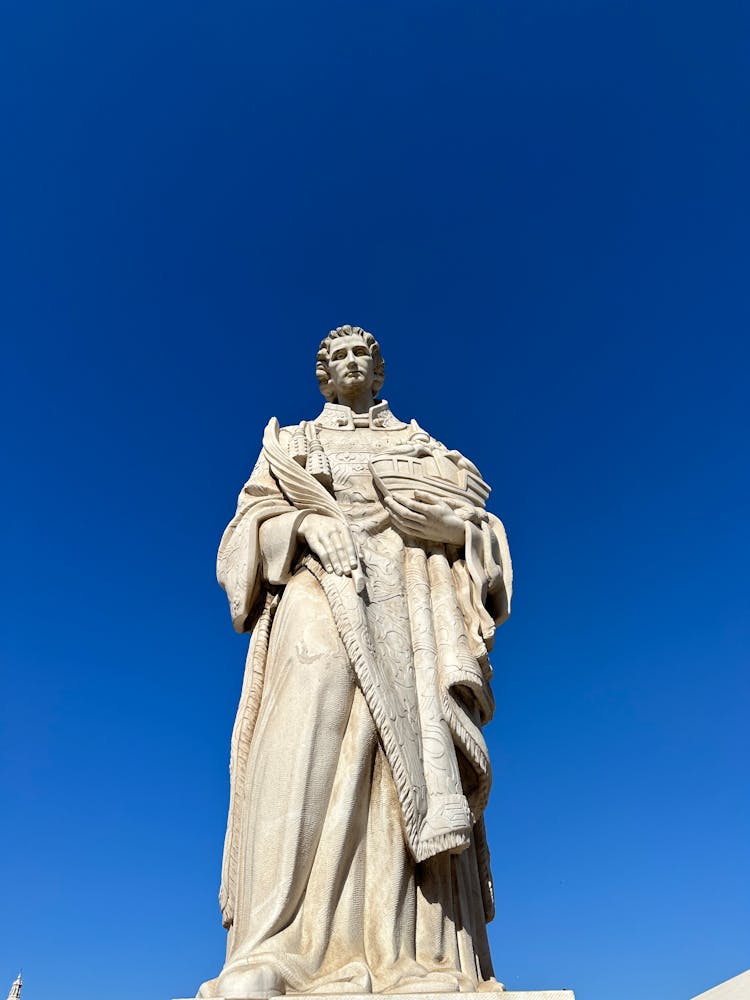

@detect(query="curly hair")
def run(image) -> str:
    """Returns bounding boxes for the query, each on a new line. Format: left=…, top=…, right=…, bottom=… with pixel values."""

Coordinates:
left=315, top=324, right=385, bottom=402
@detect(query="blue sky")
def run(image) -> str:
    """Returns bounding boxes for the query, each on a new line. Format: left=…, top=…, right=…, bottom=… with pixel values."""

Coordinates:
left=1, top=2, right=748, bottom=999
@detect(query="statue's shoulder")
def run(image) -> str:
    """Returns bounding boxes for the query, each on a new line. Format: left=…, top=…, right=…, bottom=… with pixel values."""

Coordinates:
left=267, top=418, right=315, bottom=444
left=242, top=418, right=301, bottom=478
left=277, top=419, right=306, bottom=438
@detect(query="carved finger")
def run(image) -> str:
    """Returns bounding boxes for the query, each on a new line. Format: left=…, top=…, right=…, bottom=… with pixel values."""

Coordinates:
left=319, top=546, right=334, bottom=574
left=412, top=490, right=439, bottom=505
left=328, top=536, right=344, bottom=575
left=401, top=513, right=428, bottom=529
left=333, top=533, right=352, bottom=576
left=391, top=495, right=421, bottom=513
left=401, top=496, right=440, bottom=517
left=384, top=497, right=405, bottom=521
left=387, top=496, right=423, bottom=518
left=311, top=532, right=332, bottom=573
left=342, top=530, right=359, bottom=570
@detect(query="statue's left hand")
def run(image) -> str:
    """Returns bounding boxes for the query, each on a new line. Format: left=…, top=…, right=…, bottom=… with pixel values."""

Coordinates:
left=383, top=491, right=466, bottom=546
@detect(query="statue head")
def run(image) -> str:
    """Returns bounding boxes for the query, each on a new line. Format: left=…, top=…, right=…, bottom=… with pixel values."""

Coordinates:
left=316, top=325, right=385, bottom=405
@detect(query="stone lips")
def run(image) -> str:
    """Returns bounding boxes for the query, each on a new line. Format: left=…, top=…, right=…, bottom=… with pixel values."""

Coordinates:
left=369, top=452, right=490, bottom=509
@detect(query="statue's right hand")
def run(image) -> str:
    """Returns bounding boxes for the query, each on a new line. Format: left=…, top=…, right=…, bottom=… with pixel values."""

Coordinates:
left=298, top=514, right=359, bottom=577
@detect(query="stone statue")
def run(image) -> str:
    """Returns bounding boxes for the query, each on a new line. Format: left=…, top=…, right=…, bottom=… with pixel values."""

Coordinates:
left=197, top=326, right=513, bottom=1000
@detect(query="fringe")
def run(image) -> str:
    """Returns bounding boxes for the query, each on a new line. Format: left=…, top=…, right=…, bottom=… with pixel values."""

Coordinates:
left=429, top=551, right=492, bottom=816
left=219, top=591, right=278, bottom=929
left=306, top=559, right=440, bottom=863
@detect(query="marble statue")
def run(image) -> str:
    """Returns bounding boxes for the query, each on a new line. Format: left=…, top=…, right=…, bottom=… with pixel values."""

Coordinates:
left=197, top=326, right=513, bottom=1000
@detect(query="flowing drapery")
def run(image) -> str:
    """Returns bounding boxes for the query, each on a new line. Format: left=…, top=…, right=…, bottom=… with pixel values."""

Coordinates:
left=204, top=407, right=512, bottom=996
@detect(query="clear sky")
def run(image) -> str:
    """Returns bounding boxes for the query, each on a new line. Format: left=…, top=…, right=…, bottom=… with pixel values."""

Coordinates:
left=1, top=2, right=748, bottom=999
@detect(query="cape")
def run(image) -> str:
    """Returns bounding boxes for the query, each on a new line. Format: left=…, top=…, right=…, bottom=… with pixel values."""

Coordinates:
left=215, top=403, right=512, bottom=930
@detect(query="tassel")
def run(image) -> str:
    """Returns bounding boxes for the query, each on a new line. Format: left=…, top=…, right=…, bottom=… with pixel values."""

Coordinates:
left=287, top=421, right=308, bottom=466
left=305, top=423, right=333, bottom=490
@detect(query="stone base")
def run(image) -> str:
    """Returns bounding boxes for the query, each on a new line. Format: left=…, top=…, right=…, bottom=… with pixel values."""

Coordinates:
left=173, top=993, right=575, bottom=1000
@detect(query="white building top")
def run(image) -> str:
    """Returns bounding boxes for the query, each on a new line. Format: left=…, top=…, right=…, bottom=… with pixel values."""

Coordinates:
left=692, top=970, right=750, bottom=1000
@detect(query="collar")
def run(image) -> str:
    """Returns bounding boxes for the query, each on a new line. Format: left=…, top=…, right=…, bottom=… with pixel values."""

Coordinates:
left=314, top=400, right=407, bottom=431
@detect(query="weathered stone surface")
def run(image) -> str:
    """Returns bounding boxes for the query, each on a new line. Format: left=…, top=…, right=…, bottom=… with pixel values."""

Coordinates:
left=175, top=994, right=575, bottom=1000
left=182, top=325, right=568, bottom=1000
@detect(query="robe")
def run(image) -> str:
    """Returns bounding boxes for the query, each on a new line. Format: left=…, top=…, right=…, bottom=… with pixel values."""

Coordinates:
left=201, top=401, right=512, bottom=997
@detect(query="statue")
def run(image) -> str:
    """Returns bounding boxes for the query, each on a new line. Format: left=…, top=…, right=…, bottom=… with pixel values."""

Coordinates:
left=197, top=326, right=513, bottom=999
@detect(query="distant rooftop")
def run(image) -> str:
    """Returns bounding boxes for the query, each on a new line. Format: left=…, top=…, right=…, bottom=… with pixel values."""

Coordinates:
left=5, top=973, right=22, bottom=1000
left=691, top=970, right=750, bottom=1000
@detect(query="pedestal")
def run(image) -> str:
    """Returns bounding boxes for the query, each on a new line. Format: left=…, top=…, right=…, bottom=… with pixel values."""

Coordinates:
left=173, top=992, right=576, bottom=1000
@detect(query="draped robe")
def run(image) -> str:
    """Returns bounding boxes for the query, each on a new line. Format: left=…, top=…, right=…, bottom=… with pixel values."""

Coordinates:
left=202, top=401, right=512, bottom=997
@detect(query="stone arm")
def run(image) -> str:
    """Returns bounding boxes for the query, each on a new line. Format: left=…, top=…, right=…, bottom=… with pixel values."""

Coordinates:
left=217, top=438, right=309, bottom=634
left=404, top=424, right=513, bottom=650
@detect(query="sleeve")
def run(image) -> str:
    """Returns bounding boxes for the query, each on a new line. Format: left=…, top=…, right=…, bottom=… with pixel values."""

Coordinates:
left=455, top=513, right=512, bottom=654
left=427, top=435, right=512, bottom=625
left=217, top=431, right=309, bottom=633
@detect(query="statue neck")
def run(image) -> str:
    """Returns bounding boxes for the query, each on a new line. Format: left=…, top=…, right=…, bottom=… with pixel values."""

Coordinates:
left=333, top=390, right=375, bottom=414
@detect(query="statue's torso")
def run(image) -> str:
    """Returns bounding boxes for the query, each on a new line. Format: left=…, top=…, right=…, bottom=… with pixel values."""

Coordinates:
left=319, top=425, right=412, bottom=516
left=287, top=400, right=434, bottom=532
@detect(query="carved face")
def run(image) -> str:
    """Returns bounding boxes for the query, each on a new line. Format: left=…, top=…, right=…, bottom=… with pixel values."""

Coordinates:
left=326, top=335, right=375, bottom=401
